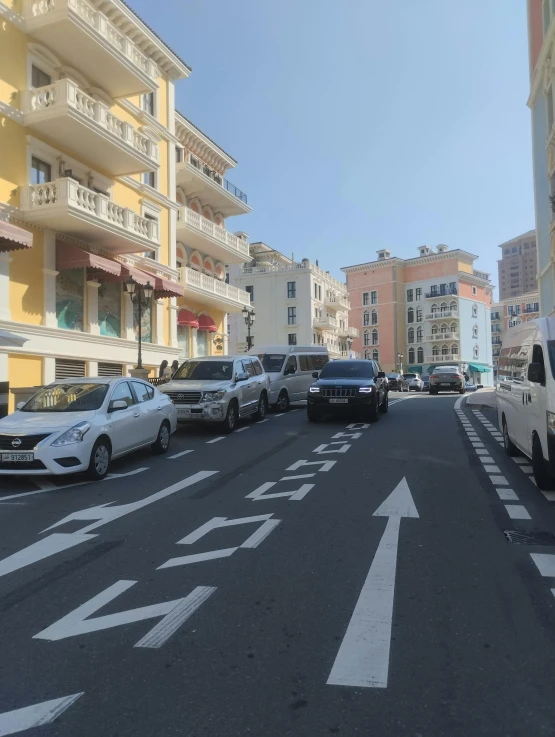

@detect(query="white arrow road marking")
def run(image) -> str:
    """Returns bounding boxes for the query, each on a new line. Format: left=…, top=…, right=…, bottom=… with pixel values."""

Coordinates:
left=0, top=471, right=216, bottom=578
left=327, top=477, right=419, bottom=689
left=0, top=693, right=83, bottom=736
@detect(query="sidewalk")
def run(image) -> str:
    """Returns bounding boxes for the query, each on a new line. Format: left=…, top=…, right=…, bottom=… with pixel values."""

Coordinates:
left=465, top=388, right=496, bottom=409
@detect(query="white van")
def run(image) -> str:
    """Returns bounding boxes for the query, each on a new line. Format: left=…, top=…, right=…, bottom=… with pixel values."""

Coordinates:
left=497, top=317, right=555, bottom=489
left=250, top=345, right=329, bottom=411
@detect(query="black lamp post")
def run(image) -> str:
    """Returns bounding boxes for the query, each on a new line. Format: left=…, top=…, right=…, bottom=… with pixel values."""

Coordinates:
left=242, top=306, right=255, bottom=351
left=124, top=277, right=154, bottom=369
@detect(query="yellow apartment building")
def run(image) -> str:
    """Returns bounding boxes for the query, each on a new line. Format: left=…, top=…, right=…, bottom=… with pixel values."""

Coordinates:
left=0, top=0, right=251, bottom=412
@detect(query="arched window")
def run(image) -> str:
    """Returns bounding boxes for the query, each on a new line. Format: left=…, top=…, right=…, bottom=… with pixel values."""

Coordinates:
left=363, top=310, right=369, bottom=326
left=407, top=307, right=414, bottom=324
left=473, top=345, right=479, bottom=359
left=441, top=344, right=449, bottom=356
left=432, top=345, right=439, bottom=356
left=364, top=349, right=371, bottom=360
left=431, top=303, right=439, bottom=315
left=450, top=300, right=457, bottom=312
left=372, top=329, right=379, bottom=345
left=363, top=330, right=370, bottom=346
left=371, top=309, right=378, bottom=325
left=472, top=303, right=478, bottom=317
left=440, top=302, right=448, bottom=314
left=372, top=349, right=379, bottom=361
left=417, top=347, right=424, bottom=363
left=440, top=323, right=448, bottom=334
left=416, top=326, right=423, bottom=342
left=408, top=348, right=415, bottom=363
left=408, top=327, right=414, bottom=344
left=431, top=324, right=439, bottom=334
left=451, top=343, right=459, bottom=355
left=416, top=306, right=423, bottom=322
left=473, top=324, right=478, bottom=338
left=450, top=322, right=457, bottom=334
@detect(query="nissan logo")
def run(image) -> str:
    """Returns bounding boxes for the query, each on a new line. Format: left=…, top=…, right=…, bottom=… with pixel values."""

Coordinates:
left=11, top=438, right=22, bottom=448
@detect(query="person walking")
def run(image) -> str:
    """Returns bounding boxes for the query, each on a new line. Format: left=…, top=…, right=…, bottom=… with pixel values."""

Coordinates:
left=171, top=360, right=179, bottom=376
left=159, top=360, right=169, bottom=379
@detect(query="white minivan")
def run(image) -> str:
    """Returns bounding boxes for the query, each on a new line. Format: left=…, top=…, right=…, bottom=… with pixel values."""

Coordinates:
left=497, top=317, right=555, bottom=489
left=251, top=345, right=329, bottom=411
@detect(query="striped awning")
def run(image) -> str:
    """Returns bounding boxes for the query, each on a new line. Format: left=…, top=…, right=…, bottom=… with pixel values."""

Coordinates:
left=56, top=242, right=121, bottom=275
left=177, top=308, right=199, bottom=328
left=0, top=221, right=33, bottom=252
left=197, top=314, right=217, bottom=332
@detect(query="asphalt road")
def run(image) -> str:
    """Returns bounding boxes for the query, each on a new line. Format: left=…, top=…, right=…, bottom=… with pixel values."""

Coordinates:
left=2, top=393, right=555, bottom=736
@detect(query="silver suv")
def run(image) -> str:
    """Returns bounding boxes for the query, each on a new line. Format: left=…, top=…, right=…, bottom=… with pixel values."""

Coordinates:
left=158, top=356, right=270, bottom=433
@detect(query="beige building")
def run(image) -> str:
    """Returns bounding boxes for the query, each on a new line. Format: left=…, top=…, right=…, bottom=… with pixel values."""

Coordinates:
left=497, top=230, right=537, bottom=299
left=490, top=292, right=540, bottom=370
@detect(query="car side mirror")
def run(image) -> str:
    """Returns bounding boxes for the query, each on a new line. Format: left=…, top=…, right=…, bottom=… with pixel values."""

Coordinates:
left=109, top=399, right=128, bottom=412
left=528, top=363, right=545, bottom=384
left=236, top=371, right=249, bottom=382
left=312, top=371, right=319, bottom=379
left=16, top=401, right=25, bottom=410
left=377, top=371, right=386, bottom=379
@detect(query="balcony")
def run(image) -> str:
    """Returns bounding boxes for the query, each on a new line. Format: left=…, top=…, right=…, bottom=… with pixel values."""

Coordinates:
left=426, top=354, right=460, bottom=364
left=337, top=325, right=359, bottom=339
left=425, top=288, right=457, bottom=298
left=425, top=310, right=459, bottom=320
left=176, top=208, right=249, bottom=265
left=313, top=314, right=338, bottom=331
left=22, top=80, right=158, bottom=176
left=324, top=294, right=350, bottom=310
left=425, top=333, right=459, bottom=341
left=19, top=178, right=159, bottom=254
left=180, top=267, right=250, bottom=313
left=22, top=0, right=158, bottom=98
left=176, top=154, right=251, bottom=217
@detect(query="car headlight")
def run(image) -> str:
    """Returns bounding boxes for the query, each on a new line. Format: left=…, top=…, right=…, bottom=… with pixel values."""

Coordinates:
left=309, top=386, right=320, bottom=393
left=52, top=422, right=91, bottom=447
left=203, top=390, right=226, bottom=402
left=358, top=387, right=374, bottom=393
left=547, top=411, right=555, bottom=434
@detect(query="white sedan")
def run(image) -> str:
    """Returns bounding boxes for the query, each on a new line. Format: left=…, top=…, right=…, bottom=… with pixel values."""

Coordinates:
left=0, top=377, right=177, bottom=480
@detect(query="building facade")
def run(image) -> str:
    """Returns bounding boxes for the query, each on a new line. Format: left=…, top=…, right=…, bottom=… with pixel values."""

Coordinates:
left=497, top=230, right=537, bottom=299
left=490, top=292, right=540, bottom=372
left=0, top=0, right=250, bottom=412
left=227, top=243, right=357, bottom=357
left=343, top=245, right=494, bottom=385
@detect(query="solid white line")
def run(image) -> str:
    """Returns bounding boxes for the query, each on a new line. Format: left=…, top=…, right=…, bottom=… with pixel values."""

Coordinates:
left=274, top=413, right=285, bottom=417
left=496, top=488, right=518, bottom=500
left=158, top=547, right=237, bottom=568
left=0, top=533, right=97, bottom=577
left=206, top=437, right=225, bottom=444
left=34, top=479, right=56, bottom=491
left=0, top=693, right=84, bottom=736
left=167, top=449, right=194, bottom=460
left=279, top=473, right=316, bottom=481
left=490, top=475, right=508, bottom=485
left=235, top=426, right=250, bottom=433
left=505, top=505, right=531, bottom=520
left=105, top=468, right=149, bottom=479
left=530, top=553, right=555, bottom=577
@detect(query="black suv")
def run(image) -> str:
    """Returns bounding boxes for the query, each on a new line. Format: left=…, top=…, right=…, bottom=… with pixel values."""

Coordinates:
left=307, top=359, right=388, bottom=422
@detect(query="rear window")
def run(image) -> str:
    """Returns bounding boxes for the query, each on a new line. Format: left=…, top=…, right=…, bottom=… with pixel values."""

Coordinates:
left=319, top=361, right=374, bottom=379
left=259, top=354, right=286, bottom=373
left=403, top=373, right=417, bottom=379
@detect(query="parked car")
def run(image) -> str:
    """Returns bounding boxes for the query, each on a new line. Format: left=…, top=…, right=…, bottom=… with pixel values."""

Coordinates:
left=159, top=355, right=269, bottom=433
left=386, top=372, right=408, bottom=392
left=465, top=382, right=478, bottom=392
left=422, top=376, right=430, bottom=391
left=497, top=317, right=555, bottom=489
left=403, top=372, right=424, bottom=392
left=251, top=345, right=329, bottom=411
left=429, top=366, right=465, bottom=395
left=0, top=377, right=177, bottom=480
left=307, top=359, right=388, bottom=422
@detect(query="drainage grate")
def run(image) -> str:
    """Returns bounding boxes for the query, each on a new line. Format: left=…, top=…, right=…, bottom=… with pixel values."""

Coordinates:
left=504, top=530, right=555, bottom=546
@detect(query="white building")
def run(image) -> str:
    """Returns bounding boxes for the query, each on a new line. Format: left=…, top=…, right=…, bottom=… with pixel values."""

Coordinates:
left=227, top=243, right=357, bottom=356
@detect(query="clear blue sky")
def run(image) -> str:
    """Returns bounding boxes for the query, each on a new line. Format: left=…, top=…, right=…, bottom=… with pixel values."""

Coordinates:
left=131, top=0, right=533, bottom=294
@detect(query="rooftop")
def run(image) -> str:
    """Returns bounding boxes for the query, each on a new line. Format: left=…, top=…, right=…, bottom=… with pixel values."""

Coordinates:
left=342, top=245, right=479, bottom=273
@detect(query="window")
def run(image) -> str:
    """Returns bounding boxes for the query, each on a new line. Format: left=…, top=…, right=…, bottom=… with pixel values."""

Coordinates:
left=440, top=302, right=448, bottom=314
left=408, top=348, right=415, bottom=363
left=431, top=324, right=438, bottom=334
left=417, top=347, right=424, bottom=363
left=98, top=281, right=122, bottom=337
left=142, top=92, right=155, bottom=116
left=372, top=349, right=379, bottom=361
left=431, top=303, right=438, bottom=315
left=450, top=322, right=457, bottom=333
left=362, top=292, right=369, bottom=306
left=432, top=345, right=439, bottom=357
left=371, top=309, right=378, bottom=325
left=441, top=344, right=449, bottom=356
left=241, top=358, right=255, bottom=377
left=315, top=283, right=319, bottom=300
left=408, top=328, right=414, bottom=344
left=31, top=64, right=51, bottom=89
left=245, top=286, right=254, bottom=302
left=407, top=307, right=414, bottom=324
left=451, top=344, right=459, bottom=355
left=532, top=344, right=545, bottom=381
left=407, top=289, right=413, bottom=302
left=142, top=171, right=155, bottom=188
left=56, top=269, right=84, bottom=331
left=287, top=307, right=296, bottom=325
left=31, top=156, right=51, bottom=185
left=473, top=324, right=478, bottom=338
left=252, top=359, right=263, bottom=376
left=415, top=288, right=422, bottom=301
left=416, top=327, right=423, bottom=342
left=284, top=356, right=297, bottom=375
left=287, top=281, right=296, bottom=298
left=371, top=291, right=378, bottom=304
left=363, top=310, right=370, bottom=326
left=449, top=282, right=457, bottom=293
left=132, top=381, right=154, bottom=403
left=416, top=307, right=422, bottom=323
left=372, top=329, right=379, bottom=345
left=472, top=286, right=477, bottom=296
left=363, top=330, right=370, bottom=346
left=288, top=333, right=297, bottom=345
left=318, top=285, right=322, bottom=301
left=473, top=345, right=479, bottom=359
left=110, top=382, right=135, bottom=407
left=364, top=350, right=371, bottom=360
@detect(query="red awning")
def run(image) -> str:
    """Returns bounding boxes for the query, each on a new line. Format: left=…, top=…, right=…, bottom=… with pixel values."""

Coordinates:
left=153, top=276, right=184, bottom=298
left=177, top=308, right=199, bottom=328
left=56, top=242, right=122, bottom=276
left=0, top=221, right=33, bottom=252
left=89, top=261, right=153, bottom=286
left=197, top=314, right=217, bottom=332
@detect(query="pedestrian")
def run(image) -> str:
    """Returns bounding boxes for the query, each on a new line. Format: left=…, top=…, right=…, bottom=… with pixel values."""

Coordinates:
left=171, top=359, right=179, bottom=376
left=159, top=360, right=168, bottom=379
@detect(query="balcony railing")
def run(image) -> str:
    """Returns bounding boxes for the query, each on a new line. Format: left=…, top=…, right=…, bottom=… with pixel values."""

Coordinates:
left=523, top=306, right=539, bottom=313
left=426, top=333, right=459, bottom=341
left=176, top=208, right=249, bottom=262
left=325, top=294, right=350, bottom=310
left=425, top=310, right=459, bottom=320
left=337, top=326, right=359, bottom=338
left=180, top=266, right=250, bottom=309
left=425, top=288, right=457, bottom=298
left=474, top=270, right=490, bottom=281
left=22, top=80, right=158, bottom=175
left=188, top=154, right=247, bottom=204
left=313, top=315, right=338, bottom=330
left=426, top=354, right=460, bottom=363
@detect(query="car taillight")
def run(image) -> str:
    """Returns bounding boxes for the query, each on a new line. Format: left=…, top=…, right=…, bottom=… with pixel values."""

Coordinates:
left=431, top=375, right=438, bottom=379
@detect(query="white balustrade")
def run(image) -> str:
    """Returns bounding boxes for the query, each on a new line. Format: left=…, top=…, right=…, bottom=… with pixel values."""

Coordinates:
left=425, top=355, right=460, bottom=363
left=177, top=208, right=250, bottom=258
left=425, top=311, right=458, bottom=320
left=426, top=333, right=459, bottom=341
left=180, top=267, right=250, bottom=307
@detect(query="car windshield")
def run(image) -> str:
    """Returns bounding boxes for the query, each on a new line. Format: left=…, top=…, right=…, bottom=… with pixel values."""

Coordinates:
left=21, top=383, right=109, bottom=412
left=319, top=362, right=374, bottom=379
left=258, top=354, right=286, bottom=373
left=173, top=360, right=233, bottom=381
left=403, top=373, right=417, bottom=379
left=387, top=374, right=399, bottom=379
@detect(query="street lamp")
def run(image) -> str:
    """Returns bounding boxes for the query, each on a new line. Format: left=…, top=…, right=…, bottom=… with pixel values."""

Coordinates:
left=242, top=306, right=255, bottom=351
left=398, top=352, right=404, bottom=373
left=124, top=277, right=154, bottom=370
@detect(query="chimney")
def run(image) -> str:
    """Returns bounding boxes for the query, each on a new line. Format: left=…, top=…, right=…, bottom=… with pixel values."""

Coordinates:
left=418, top=245, right=432, bottom=257
left=376, top=249, right=391, bottom=261
left=436, top=244, right=449, bottom=253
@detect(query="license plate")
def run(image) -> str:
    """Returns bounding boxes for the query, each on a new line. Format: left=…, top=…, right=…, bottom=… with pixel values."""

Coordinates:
left=1, top=452, right=33, bottom=462
left=329, top=398, right=348, bottom=404
left=440, top=383, right=451, bottom=387
left=177, top=407, right=192, bottom=415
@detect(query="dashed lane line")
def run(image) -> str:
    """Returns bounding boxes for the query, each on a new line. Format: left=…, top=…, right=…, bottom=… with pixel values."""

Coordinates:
left=167, top=449, right=194, bottom=460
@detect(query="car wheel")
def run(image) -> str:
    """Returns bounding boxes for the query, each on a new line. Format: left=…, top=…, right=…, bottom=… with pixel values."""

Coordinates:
left=502, top=417, right=517, bottom=458
left=221, top=401, right=238, bottom=433
left=459, top=388, right=466, bottom=395
left=307, top=405, right=321, bottom=422
left=253, top=392, right=268, bottom=421
left=367, top=396, right=380, bottom=423
left=379, top=390, right=389, bottom=413
left=276, top=391, right=290, bottom=412
left=152, top=420, right=171, bottom=455
left=88, top=437, right=111, bottom=480
left=532, top=435, right=555, bottom=490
